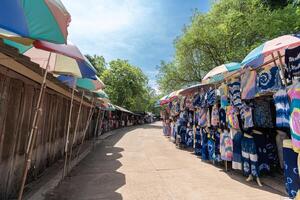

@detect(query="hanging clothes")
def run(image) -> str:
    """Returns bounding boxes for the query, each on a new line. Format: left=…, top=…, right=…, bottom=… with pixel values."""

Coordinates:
left=219, top=107, right=226, bottom=129
left=276, top=130, right=289, bottom=169
left=273, top=89, right=291, bottom=128
left=219, top=83, right=229, bottom=108
left=257, top=65, right=282, bottom=94
left=207, top=87, right=216, bottom=106
left=241, top=69, right=257, bottom=100
left=201, top=128, right=209, bottom=160
left=253, top=99, right=274, bottom=128
left=241, top=135, right=259, bottom=177
left=288, top=81, right=300, bottom=153
left=194, top=127, right=202, bottom=156
left=185, top=127, right=194, bottom=147
left=285, top=46, right=300, bottom=81
left=252, top=130, right=270, bottom=175
left=226, top=106, right=240, bottom=129
left=220, top=129, right=233, bottom=161
left=211, top=105, right=220, bottom=127
left=198, top=108, right=208, bottom=127
left=283, top=139, right=300, bottom=199
left=240, top=104, right=254, bottom=129
left=232, top=129, right=243, bottom=170
left=228, top=78, right=242, bottom=108
left=207, top=136, right=215, bottom=161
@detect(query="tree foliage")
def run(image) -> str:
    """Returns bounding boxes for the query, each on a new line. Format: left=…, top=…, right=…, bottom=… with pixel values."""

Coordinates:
left=85, top=54, right=107, bottom=76
left=101, top=59, right=157, bottom=112
left=157, top=0, right=300, bottom=93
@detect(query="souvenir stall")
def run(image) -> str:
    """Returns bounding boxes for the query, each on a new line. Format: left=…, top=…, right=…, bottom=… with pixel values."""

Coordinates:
left=159, top=34, right=300, bottom=199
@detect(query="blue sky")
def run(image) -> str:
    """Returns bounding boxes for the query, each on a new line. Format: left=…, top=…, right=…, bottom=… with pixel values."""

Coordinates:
left=62, top=0, right=211, bottom=91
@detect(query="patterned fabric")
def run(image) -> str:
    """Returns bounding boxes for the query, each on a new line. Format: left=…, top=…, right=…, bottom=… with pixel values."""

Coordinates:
left=208, top=137, right=215, bottom=161
left=241, top=135, right=259, bottom=177
left=228, top=79, right=242, bottom=108
left=226, top=106, right=240, bottom=129
left=212, top=129, right=221, bottom=162
left=288, top=81, right=300, bottom=153
left=240, top=104, right=254, bottom=129
left=198, top=108, right=208, bottom=127
left=219, top=107, right=226, bottom=129
left=232, top=129, right=243, bottom=170
left=283, top=139, right=300, bottom=199
left=201, top=128, right=209, bottom=160
left=257, top=65, right=282, bottom=94
left=211, top=105, right=219, bottom=127
left=241, top=69, right=257, bottom=99
left=274, top=89, right=290, bottom=128
left=185, top=128, right=194, bottom=147
left=252, top=131, right=270, bottom=175
left=194, top=127, right=202, bottom=156
left=253, top=99, right=274, bottom=128
left=220, top=95, right=229, bottom=108
left=207, top=87, right=216, bottom=106
left=285, top=46, right=300, bottom=80
left=220, top=130, right=233, bottom=161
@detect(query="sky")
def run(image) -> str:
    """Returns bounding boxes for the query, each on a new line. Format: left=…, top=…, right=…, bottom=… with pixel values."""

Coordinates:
left=62, top=0, right=211, bottom=91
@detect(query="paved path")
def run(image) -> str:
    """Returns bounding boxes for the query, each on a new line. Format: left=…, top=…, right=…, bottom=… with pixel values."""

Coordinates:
left=45, top=122, right=284, bottom=200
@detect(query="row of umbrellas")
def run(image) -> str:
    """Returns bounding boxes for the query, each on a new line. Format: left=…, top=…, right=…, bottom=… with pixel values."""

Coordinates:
left=0, top=1, right=113, bottom=200
left=159, top=34, right=300, bottom=105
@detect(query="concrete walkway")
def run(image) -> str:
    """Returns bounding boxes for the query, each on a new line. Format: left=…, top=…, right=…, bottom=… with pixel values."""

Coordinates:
left=45, top=122, right=285, bottom=200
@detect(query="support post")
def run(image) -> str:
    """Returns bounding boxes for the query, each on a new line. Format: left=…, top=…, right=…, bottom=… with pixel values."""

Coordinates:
left=93, top=109, right=101, bottom=149
left=276, top=51, right=288, bottom=86
left=62, top=79, right=76, bottom=179
left=18, top=52, right=51, bottom=200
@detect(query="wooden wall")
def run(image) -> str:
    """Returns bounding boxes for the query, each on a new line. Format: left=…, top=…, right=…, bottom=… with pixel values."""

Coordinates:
left=0, top=63, right=94, bottom=199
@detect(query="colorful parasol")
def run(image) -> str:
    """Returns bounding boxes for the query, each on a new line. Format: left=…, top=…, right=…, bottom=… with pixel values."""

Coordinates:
left=4, top=39, right=97, bottom=79
left=57, top=75, right=105, bottom=91
left=0, top=0, right=71, bottom=44
left=242, top=34, right=300, bottom=68
left=202, top=62, right=241, bottom=82
left=94, top=90, right=109, bottom=99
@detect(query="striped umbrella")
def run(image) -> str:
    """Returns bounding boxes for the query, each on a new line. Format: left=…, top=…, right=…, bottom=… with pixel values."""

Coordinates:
left=4, top=39, right=97, bottom=79
left=0, top=0, right=71, bottom=44
left=202, top=62, right=241, bottom=82
left=242, top=34, right=300, bottom=68
left=57, top=75, right=105, bottom=91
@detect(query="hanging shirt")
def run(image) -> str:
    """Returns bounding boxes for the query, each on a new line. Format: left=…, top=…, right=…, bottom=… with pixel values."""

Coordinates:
left=285, top=46, right=300, bottom=80
left=219, top=107, right=226, bottom=128
left=211, top=105, right=220, bottom=127
left=241, top=69, right=257, bottom=99
left=273, top=89, right=290, bottom=128
left=226, top=106, right=239, bottom=129
left=228, top=79, right=242, bottom=108
left=240, top=104, right=254, bottom=129
left=253, top=99, right=274, bottom=128
left=198, top=108, right=208, bottom=127
left=257, top=65, right=282, bottom=94
left=287, top=81, right=300, bottom=153
left=206, top=87, right=216, bottom=106
left=219, top=83, right=229, bottom=108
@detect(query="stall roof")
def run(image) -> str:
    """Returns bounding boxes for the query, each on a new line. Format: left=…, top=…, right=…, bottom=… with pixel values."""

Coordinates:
left=114, top=105, right=139, bottom=115
left=179, top=82, right=211, bottom=96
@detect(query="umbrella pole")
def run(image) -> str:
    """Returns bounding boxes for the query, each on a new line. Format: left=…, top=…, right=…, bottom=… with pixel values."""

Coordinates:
left=76, top=98, right=95, bottom=159
left=67, top=91, right=84, bottom=174
left=276, top=51, right=288, bottom=86
left=18, top=53, right=51, bottom=200
left=62, top=79, right=76, bottom=179
left=93, top=109, right=101, bottom=149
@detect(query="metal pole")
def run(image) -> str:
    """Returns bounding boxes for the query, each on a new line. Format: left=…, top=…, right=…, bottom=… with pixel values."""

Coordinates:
left=18, top=52, right=51, bottom=200
left=62, top=79, right=76, bottom=179
left=67, top=91, right=84, bottom=174
left=76, top=98, right=95, bottom=158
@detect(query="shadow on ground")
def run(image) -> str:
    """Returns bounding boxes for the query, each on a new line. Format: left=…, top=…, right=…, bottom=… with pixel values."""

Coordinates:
left=44, top=130, right=128, bottom=200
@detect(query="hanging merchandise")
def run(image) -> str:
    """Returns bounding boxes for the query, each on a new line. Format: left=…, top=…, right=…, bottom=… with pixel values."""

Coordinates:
left=253, top=99, right=274, bottom=128
left=257, top=65, right=283, bottom=94
left=228, top=78, right=242, bottom=108
left=193, top=93, right=201, bottom=108
left=207, top=135, right=215, bottom=161
left=211, top=105, right=220, bottom=127
left=276, top=130, right=289, bottom=169
left=185, top=95, right=193, bottom=110
left=194, top=126, right=202, bottom=156
left=220, top=129, right=233, bottom=161
left=282, top=139, right=300, bottom=199
left=226, top=106, right=240, bottom=129
left=213, top=129, right=221, bottom=162
left=285, top=46, right=300, bottom=81
left=241, top=134, right=259, bottom=178
left=240, top=104, right=254, bottom=129
left=232, top=128, right=243, bottom=170
left=207, top=87, right=216, bottom=106
left=198, top=108, right=208, bottom=127
left=219, top=107, right=226, bottom=129
left=219, top=83, right=229, bottom=108
left=241, top=69, right=257, bottom=100
left=273, top=89, right=291, bottom=128
left=287, top=81, right=300, bottom=153
left=201, top=128, right=209, bottom=161
left=206, top=108, right=211, bottom=128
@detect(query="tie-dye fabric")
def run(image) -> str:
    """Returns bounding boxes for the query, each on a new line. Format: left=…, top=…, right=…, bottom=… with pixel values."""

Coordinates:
left=288, top=82, right=300, bottom=153
left=220, top=130, right=233, bottom=161
left=198, top=108, right=208, bottom=127
left=241, top=69, right=257, bottom=99
left=257, top=65, right=282, bottom=94
left=273, top=89, right=290, bottom=128
left=285, top=46, right=300, bottom=80
left=228, top=79, right=242, bottom=108
left=211, top=105, right=220, bottom=127
left=240, top=104, right=254, bottom=129
left=226, top=106, right=239, bottom=129
left=207, top=87, right=216, bottom=106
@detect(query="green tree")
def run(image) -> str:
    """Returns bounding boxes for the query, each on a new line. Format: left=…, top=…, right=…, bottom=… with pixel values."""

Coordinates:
left=157, top=0, right=300, bottom=92
left=101, top=59, right=152, bottom=112
left=85, top=54, right=107, bottom=76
